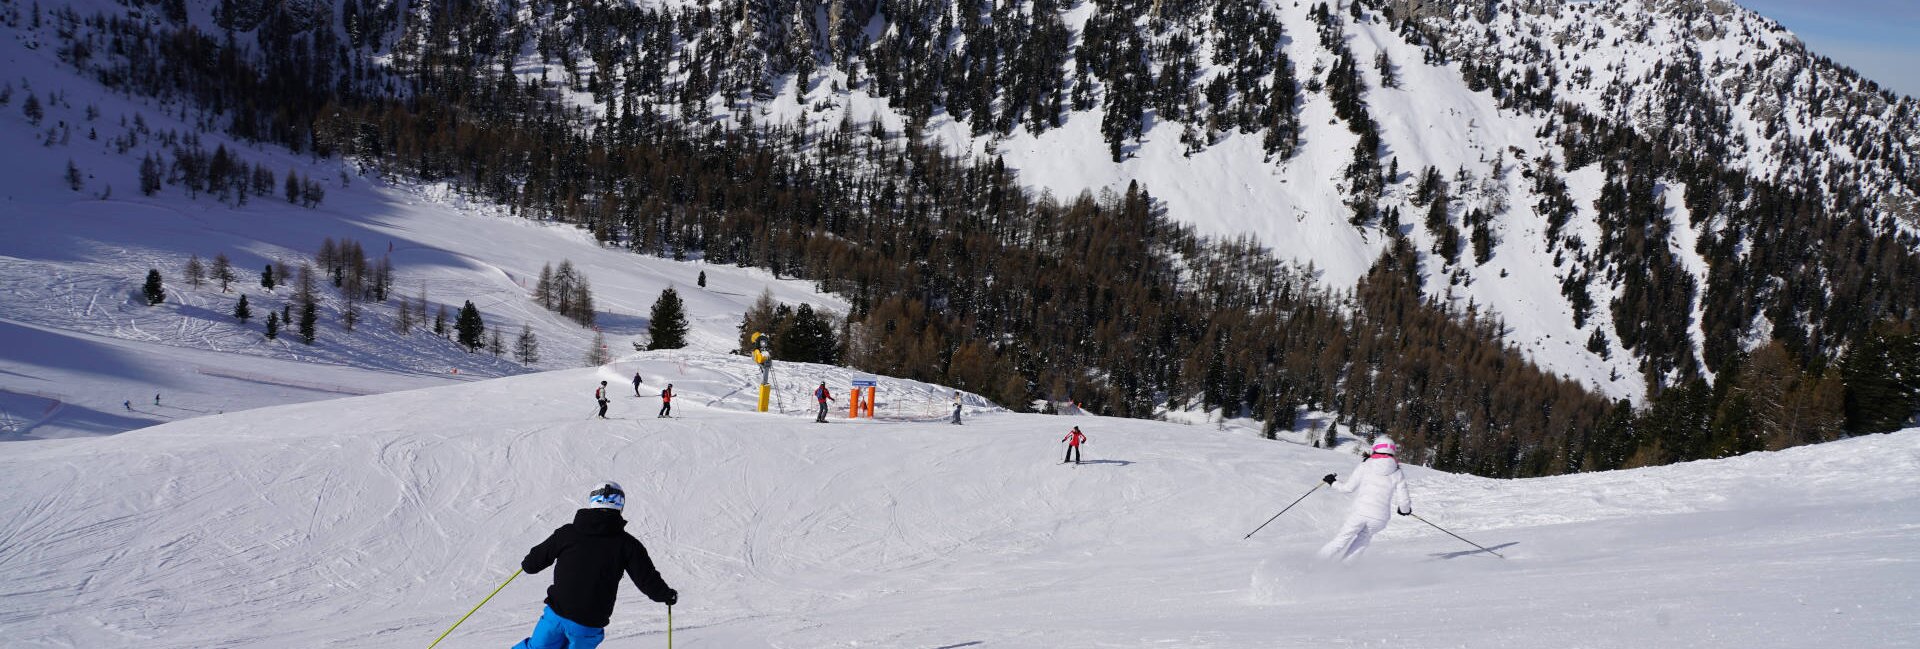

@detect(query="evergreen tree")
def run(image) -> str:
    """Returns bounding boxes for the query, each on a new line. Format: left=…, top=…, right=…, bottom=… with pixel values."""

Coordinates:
left=1839, top=325, right=1920, bottom=433
left=534, top=262, right=553, bottom=309
left=142, top=269, right=165, bottom=305
left=298, top=301, right=318, bottom=344
left=139, top=154, right=163, bottom=196
left=455, top=300, right=486, bottom=351
left=1374, top=51, right=1398, bottom=88
left=697, top=270, right=706, bottom=288
left=779, top=303, right=838, bottom=364
left=265, top=310, right=280, bottom=339
left=647, top=288, right=690, bottom=350
left=1586, top=329, right=1611, bottom=359
left=1471, top=222, right=1494, bottom=265
left=260, top=263, right=275, bottom=290
left=514, top=323, right=541, bottom=365
left=66, top=160, right=83, bottom=192
left=233, top=294, right=252, bottom=321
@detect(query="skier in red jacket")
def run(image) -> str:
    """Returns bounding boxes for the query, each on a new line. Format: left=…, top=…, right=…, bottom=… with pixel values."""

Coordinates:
left=657, top=384, right=673, bottom=418
left=813, top=382, right=834, bottom=423
left=1062, top=426, right=1086, bottom=464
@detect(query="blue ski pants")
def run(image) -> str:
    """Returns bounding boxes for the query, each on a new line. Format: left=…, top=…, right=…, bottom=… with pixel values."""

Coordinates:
left=512, top=606, right=605, bottom=649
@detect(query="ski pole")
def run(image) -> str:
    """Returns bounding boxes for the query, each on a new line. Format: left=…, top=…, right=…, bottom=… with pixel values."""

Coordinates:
left=1410, top=513, right=1504, bottom=558
left=668, top=604, right=674, bottom=648
left=426, top=568, right=522, bottom=649
left=1243, top=483, right=1323, bottom=540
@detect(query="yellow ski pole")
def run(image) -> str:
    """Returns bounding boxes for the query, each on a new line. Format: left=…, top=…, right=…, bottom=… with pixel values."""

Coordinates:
left=668, top=604, right=674, bottom=648
left=426, top=568, right=522, bottom=649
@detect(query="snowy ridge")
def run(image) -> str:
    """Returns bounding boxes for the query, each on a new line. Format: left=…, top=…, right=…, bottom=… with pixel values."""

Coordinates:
left=0, top=8, right=849, bottom=439
left=1, top=356, right=1915, bottom=647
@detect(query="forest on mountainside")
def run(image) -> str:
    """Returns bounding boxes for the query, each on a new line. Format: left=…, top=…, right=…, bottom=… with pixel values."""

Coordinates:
left=17, top=0, right=1920, bottom=475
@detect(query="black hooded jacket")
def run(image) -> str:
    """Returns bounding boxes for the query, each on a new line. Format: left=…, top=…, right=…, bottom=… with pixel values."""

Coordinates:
left=521, top=508, right=676, bottom=628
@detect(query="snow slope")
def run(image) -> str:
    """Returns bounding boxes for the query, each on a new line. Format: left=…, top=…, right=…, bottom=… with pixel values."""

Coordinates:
left=2, top=350, right=1913, bottom=648
left=0, top=14, right=843, bottom=439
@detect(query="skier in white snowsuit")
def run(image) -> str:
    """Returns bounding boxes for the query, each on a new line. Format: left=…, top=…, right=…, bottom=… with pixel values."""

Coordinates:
left=1316, top=436, right=1413, bottom=564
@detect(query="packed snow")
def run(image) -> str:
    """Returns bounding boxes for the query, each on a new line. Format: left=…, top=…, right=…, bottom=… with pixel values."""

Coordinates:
left=1, top=351, right=1913, bottom=648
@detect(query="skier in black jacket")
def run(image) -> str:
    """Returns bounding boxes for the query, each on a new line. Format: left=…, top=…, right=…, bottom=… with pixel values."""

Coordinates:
left=511, top=481, right=678, bottom=649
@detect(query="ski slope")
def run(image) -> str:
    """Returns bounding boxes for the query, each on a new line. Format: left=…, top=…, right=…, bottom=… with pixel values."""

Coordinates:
left=0, top=33, right=843, bottom=441
left=1, top=351, right=1914, bottom=648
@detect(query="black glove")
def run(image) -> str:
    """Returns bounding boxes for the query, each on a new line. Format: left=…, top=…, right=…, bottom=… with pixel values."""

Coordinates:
left=662, top=589, right=678, bottom=606
left=1322, top=473, right=1337, bottom=485
left=1397, top=508, right=1412, bottom=516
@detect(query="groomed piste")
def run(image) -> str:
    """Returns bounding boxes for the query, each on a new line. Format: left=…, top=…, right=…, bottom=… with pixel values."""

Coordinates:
left=2, top=350, right=1915, bottom=648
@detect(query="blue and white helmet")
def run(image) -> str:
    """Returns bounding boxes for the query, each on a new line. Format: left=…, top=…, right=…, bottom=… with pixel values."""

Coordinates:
left=585, top=481, right=625, bottom=511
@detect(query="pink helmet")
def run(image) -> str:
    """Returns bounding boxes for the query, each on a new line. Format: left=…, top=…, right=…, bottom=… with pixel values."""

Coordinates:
left=1370, top=436, right=1399, bottom=456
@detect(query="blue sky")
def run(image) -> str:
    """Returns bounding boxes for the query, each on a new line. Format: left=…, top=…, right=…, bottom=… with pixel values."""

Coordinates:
left=1735, top=0, right=1920, bottom=97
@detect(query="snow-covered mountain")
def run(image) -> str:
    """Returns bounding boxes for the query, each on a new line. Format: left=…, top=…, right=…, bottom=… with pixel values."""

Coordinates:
left=0, top=26, right=844, bottom=439
left=2, top=353, right=1914, bottom=647
left=268, top=0, right=1917, bottom=403
left=5, top=0, right=1918, bottom=470
left=3, top=4, right=1917, bottom=639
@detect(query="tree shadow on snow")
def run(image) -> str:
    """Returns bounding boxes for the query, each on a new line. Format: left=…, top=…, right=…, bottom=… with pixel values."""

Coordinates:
left=929, top=643, right=983, bottom=649
left=1427, top=541, right=1519, bottom=560
left=589, top=310, right=651, bottom=337
left=0, top=400, right=165, bottom=441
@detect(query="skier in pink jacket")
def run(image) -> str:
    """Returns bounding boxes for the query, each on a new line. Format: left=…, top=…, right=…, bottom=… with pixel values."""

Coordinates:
left=1317, top=435, right=1413, bottom=564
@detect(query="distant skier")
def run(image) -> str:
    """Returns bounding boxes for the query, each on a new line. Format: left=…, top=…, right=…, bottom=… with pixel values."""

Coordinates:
left=631, top=372, right=643, bottom=397
left=511, top=481, right=677, bottom=649
left=154, top=393, right=161, bottom=406
left=595, top=381, right=609, bottom=419
left=657, top=384, right=673, bottom=418
left=1317, top=435, right=1413, bottom=564
left=1061, top=426, right=1086, bottom=464
left=814, top=382, right=834, bottom=423
left=123, top=400, right=132, bottom=411
left=951, top=392, right=963, bottom=425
